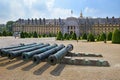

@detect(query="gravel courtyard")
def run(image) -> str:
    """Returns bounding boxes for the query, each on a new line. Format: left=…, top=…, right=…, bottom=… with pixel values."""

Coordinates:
left=0, top=37, right=120, bottom=80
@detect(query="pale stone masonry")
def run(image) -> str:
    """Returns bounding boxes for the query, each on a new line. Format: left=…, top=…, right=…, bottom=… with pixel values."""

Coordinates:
left=12, top=14, right=120, bottom=36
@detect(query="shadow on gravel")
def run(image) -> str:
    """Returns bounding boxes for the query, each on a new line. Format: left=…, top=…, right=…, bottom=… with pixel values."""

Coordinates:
left=7, top=60, right=30, bottom=70
left=0, top=57, right=9, bottom=62
left=33, top=63, right=51, bottom=75
left=50, top=64, right=66, bottom=76
left=0, top=58, right=21, bottom=67
left=22, top=63, right=37, bottom=71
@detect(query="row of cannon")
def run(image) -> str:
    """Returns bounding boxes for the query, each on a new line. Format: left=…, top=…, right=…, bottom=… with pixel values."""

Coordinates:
left=0, top=43, right=73, bottom=65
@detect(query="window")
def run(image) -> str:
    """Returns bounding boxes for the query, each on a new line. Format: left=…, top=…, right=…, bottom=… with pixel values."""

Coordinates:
left=68, top=26, right=69, bottom=29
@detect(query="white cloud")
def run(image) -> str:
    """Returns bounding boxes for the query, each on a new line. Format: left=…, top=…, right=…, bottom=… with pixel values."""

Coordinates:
left=46, top=0, right=55, bottom=10
left=23, top=0, right=37, bottom=8
left=84, top=7, right=98, bottom=13
left=0, top=0, right=77, bottom=24
left=51, top=8, right=73, bottom=18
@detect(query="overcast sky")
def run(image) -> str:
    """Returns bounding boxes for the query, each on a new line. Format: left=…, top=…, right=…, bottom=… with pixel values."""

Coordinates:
left=0, top=0, right=120, bottom=24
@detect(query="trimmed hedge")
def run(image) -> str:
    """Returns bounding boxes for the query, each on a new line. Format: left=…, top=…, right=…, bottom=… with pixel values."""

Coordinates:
left=112, top=29, right=120, bottom=44
left=107, top=32, right=112, bottom=41
left=96, top=34, right=100, bottom=41
left=33, top=31, right=38, bottom=38
left=71, top=32, right=77, bottom=40
left=64, top=33, right=68, bottom=40
left=82, top=33, right=87, bottom=40
left=56, top=31, right=63, bottom=40
left=87, top=33, right=95, bottom=42
left=99, top=33, right=106, bottom=41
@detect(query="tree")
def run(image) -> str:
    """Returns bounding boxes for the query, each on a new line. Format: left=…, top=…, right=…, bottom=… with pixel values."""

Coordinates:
left=28, top=32, right=33, bottom=38
left=69, top=31, right=73, bottom=39
left=78, top=36, right=80, bottom=40
left=8, top=32, right=13, bottom=36
left=33, top=31, right=38, bottom=38
left=38, top=34, right=41, bottom=38
left=64, top=33, right=68, bottom=40
left=23, top=32, right=27, bottom=38
left=99, top=33, right=106, bottom=41
left=66, top=34, right=70, bottom=40
left=48, top=33, right=52, bottom=37
left=87, top=33, right=95, bottom=42
left=0, top=32, right=2, bottom=36
left=20, top=32, right=25, bottom=38
left=52, top=33, right=56, bottom=37
left=6, top=21, right=14, bottom=31
left=2, top=30, right=7, bottom=36
left=96, top=34, right=100, bottom=41
left=42, top=34, right=47, bottom=37
left=82, top=33, right=87, bottom=40
left=56, top=31, right=63, bottom=40
left=71, top=32, right=77, bottom=40
left=112, top=29, right=120, bottom=44
left=107, top=32, right=112, bottom=41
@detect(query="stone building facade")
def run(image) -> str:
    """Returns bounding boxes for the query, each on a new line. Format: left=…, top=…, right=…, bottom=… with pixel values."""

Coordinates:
left=12, top=13, right=120, bottom=36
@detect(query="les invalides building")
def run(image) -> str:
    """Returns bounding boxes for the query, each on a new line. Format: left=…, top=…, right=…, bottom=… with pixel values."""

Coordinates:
left=12, top=12, right=120, bottom=36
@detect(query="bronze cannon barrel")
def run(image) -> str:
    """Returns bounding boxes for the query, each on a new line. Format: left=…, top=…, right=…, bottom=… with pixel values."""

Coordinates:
left=22, top=44, right=58, bottom=61
left=7, top=43, right=50, bottom=59
left=48, top=44, right=73, bottom=65
left=0, top=43, right=37, bottom=57
left=33, top=44, right=65, bottom=64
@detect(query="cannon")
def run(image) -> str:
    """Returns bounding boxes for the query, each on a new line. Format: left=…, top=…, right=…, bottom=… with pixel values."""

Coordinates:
left=7, top=43, right=50, bottom=59
left=0, top=43, right=26, bottom=50
left=33, top=44, right=65, bottom=64
left=0, top=43, right=39, bottom=57
left=22, top=44, right=58, bottom=61
left=0, top=43, right=26, bottom=56
left=48, top=44, right=73, bottom=65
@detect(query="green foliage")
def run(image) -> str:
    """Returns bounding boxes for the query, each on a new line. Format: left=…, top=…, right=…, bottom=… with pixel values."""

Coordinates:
left=78, top=36, right=81, bottom=40
left=99, top=33, right=106, bottom=41
left=87, top=33, right=95, bottom=42
left=107, top=32, right=112, bottom=41
left=63, top=33, right=70, bottom=40
left=0, top=32, right=2, bottom=36
left=42, top=34, right=47, bottom=37
left=112, top=29, right=120, bottom=44
left=25, top=32, right=32, bottom=38
left=20, top=32, right=25, bottom=38
left=82, top=33, right=87, bottom=40
left=0, top=30, right=13, bottom=36
left=33, top=31, right=38, bottom=38
left=6, top=21, right=14, bottom=25
left=6, top=21, right=14, bottom=31
left=71, top=32, right=77, bottom=40
left=64, top=33, right=69, bottom=40
left=8, top=32, right=13, bottom=36
left=24, top=32, right=28, bottom=38
left=52, top=34, right=56, bottom=37
left=19, top=32, right=56, bottom=38
left=69, top=31, right=73, bottom=39
left=66, top=34, right=70, bottom=40
left=56, top=31, right=63, bottom=40
left=48, top=33, right=52, bottom=37
left=2, top=30, right=7, bottom=36
left=38, top=34, right=41, bottom=38
left=96, top=34, right=100, bottom=41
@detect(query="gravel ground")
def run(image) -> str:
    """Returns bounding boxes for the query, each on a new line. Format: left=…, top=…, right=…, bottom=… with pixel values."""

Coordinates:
left=0, top=37, right=120, bottom=80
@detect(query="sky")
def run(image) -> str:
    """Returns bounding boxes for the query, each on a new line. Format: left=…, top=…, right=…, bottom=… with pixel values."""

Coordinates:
left=0, top=0, right=120, bottom=24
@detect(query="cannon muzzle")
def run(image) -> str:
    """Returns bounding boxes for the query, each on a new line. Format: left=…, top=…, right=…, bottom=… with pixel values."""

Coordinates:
left=48, top=44, right=73, bottom=65
left=33, top=44, right=65, bottom=64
